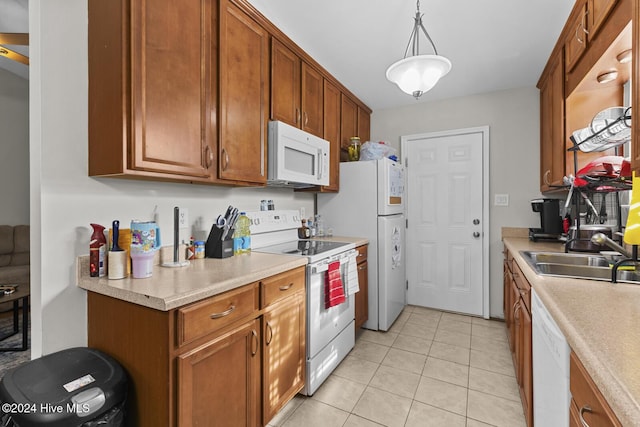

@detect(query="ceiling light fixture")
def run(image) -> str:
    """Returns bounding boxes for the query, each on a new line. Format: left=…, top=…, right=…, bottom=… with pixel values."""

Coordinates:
left=616, top=49, right=632, bottom=64
left=596, top=70, right=618, bottom=84
left=385, top=0, right=451, bottom=99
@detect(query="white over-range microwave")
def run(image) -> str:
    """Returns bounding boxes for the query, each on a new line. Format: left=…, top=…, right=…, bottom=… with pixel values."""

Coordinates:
left=267, top=120, right=330, bottom=187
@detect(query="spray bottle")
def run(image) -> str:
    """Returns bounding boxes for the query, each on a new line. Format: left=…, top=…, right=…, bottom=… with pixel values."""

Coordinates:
left=90, top=223, right=107, bottom=277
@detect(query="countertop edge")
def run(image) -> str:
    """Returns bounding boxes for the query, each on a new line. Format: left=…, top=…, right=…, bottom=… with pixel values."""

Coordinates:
left=76, top=254, right=308, bottom=311
left=503, top=237, right=638, bottom=426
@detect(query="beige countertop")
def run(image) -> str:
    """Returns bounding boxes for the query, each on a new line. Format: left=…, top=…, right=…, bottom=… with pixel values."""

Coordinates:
left=77, top=252, right=308, bottom=311
left=503, top=235, right=640, bottom=426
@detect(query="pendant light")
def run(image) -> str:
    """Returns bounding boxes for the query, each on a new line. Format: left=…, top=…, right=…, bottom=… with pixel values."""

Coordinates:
left=386, top=0, right=451, bottom=99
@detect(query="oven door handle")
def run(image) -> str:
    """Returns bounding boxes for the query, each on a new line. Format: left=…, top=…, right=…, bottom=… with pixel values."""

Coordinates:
left=309, top=249, right=358, bottom=274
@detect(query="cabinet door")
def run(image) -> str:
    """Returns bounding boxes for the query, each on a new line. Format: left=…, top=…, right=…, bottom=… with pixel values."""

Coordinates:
left=520, top=302, right=533, bottom=427
left=357, top=106, right=371, bottom=144
left=509, top=274, right=520, bottom=354
left=262, top=292, right=306, bottom=425
left=271, top=39, right=301, bottom=128
left=503, top=258, right=513, bottom=331
left=355, top=260, right=369, bottom=330
left=340, top=94, right=358, bottom=162
left=177, top=318, right=261, bottom=427
left=588, top=0, right=618, bottom=40
left=565, top=1, right=588, bottom=72
left=301, top=63, right=324, bottom=137
left=89, top=0, right=216, bottom=180
left=323, top=80, right=341, bottom=191
left=219, top=0, right=268, bottom=184
left=539, top=50, right=565, bottom=192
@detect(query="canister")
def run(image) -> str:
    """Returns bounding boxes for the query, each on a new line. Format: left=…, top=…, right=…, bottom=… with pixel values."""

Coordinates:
left=195, top=241, right=205, bottom=259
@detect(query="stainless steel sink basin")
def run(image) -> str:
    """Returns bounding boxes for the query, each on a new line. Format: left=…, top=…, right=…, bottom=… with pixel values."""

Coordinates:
left=520, top=251, right=639, bottom=284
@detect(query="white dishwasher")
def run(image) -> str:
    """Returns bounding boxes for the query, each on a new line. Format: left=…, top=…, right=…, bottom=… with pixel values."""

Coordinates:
left=532, top=288, right=571, bottom=427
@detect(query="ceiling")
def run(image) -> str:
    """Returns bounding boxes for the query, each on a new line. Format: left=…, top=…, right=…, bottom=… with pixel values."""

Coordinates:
left=248, top=0, right=575, bottom=110
left=0, top=0, right=576, bottom=110
left=0, top=0, right=28, bottom=80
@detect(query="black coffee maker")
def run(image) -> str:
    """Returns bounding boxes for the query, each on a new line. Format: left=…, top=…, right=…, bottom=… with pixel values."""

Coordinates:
left=529, top=198, right=563, bottom=241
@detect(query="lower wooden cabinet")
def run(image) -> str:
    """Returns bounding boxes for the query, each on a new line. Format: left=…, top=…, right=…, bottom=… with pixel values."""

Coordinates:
left=87, top=266, right=306, bottom=427
left=569, top=351, right=622, bottom=427
left=504, top=247, right=533, bottom=427
left=177, top=318, right=261, bottom=426
left=262, top=292, right=305, bottom=424
left=354, top=244, right=368, bottom=330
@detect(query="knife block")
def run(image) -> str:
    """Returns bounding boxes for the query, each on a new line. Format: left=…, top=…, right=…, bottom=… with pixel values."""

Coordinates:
left=205, top=225, right=235, bottom=259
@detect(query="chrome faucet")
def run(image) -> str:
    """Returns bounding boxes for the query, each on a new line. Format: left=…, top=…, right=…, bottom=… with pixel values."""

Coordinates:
left=591, top=233, right=636, bottom=283
left=590, top=233, right=632, bottom=258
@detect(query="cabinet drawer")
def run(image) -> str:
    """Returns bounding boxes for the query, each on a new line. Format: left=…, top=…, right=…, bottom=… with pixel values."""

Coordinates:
left=262, top=267, right=305, bottom=307
left=512, top=262, right=531, bottom=313
left=177, top=283, right=259, bottom=346
left=570, top=351, right=621, bottom=427
left=356, top=245, right=368, bottom=264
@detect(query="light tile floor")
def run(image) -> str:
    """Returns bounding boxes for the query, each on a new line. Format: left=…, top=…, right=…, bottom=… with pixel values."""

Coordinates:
left=268, top=305, right=525, bottom=427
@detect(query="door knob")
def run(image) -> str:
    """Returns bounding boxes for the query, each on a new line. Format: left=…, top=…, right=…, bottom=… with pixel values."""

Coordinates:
left=473, top=232, right=480, bottom=238
left=473, top=219, right=480, bottom=225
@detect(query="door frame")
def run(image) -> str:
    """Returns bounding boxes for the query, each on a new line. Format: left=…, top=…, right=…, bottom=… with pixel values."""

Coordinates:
left=401, top=126, right=490, bottom=319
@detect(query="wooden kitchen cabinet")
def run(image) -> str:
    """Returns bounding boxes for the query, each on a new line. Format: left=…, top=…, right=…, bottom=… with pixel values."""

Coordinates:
left=218, top=0, right=269, bottom=184
left=322, top=80, right=342, bottom=191
left=354, top=244, right=369, bottom=330
left=358, top=107, right=371, bottom=145
left=565, top=1, right=589, bottom=73
left=87, top=266, right=306, bottom=427
left=588, top=0, right=619, bottom=40
left=270, top=39, right=324, bottom=138
left=262, top=292, right=305, bottom=424
left=503, top=248, right=533, bottom=427
left=570, top=351, right=622, bottom=427
left=88, top=0, right=217, bottom=183
left=340, top=94, right=359, bottom=162
left=177, top=318, right=261, bottom=426
left=538, top=48, right=566, bottom=192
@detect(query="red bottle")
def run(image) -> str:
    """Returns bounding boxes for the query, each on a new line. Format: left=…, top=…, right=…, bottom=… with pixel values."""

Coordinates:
left=90, top=223, right=107, bottom=277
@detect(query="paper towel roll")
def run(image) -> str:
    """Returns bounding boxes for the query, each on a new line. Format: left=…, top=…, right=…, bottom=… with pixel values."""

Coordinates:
left=108, top=250, right=128, bottom=280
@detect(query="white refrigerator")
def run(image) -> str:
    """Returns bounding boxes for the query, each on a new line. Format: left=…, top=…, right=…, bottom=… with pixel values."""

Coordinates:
left=317, top=158, right=406, bottom=331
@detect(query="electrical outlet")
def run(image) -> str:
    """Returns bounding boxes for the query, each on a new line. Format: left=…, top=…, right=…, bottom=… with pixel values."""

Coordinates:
left=494, top=194, right=510, bottom=207
left=179, top=208, right=189, bottom=229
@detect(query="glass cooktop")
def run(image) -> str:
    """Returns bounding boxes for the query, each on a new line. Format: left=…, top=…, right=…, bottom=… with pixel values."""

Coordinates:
left=254, top=239, right=354, bottom=263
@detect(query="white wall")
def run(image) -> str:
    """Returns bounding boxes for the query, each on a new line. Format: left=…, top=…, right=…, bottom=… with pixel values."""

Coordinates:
left=0, top=68, right=29, bottom=225
left=30, top=0, right=315, bottom=357
left=372, top=87, right=543, bottom=318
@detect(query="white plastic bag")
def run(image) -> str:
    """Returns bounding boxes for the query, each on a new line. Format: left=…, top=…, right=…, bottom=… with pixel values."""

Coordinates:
left=359, top=141, right=397, bottom=161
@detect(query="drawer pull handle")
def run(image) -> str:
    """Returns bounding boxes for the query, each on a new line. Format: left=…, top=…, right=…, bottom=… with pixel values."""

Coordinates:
left=579, top=405, right=593, bottom=427
left=210, top=304, right=236, bottom=319
left=266, top=322, right=273, bottom=346
left=251, top=329, right=258, bottom=356
left=279, top=283, right=294, bottom=291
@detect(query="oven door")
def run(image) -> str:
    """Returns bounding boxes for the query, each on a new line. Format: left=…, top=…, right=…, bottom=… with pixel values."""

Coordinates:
left=306, top=251, right=356, bottom=359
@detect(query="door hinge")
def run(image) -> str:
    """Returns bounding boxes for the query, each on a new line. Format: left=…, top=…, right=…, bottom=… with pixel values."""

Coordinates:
left=405, top=158, right=408, bottom=167
left=406, top=219, right=408, bottom=228
left=406, top=280, right=409, bottom=290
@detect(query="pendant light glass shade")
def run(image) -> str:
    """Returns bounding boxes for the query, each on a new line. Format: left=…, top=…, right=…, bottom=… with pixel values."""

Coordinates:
left=386, top=0, right=451, bottom=99
left=386, top=54, right=451, bottom=98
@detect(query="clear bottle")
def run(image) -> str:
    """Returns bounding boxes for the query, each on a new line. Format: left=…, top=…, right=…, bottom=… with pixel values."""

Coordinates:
left=315, top=214, right=325, bottom=237
left=233, top=212, right=251, bottom=255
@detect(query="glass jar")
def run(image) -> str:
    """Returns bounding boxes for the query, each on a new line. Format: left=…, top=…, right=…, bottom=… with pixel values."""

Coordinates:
left=348, top=137, right=361, bottom=161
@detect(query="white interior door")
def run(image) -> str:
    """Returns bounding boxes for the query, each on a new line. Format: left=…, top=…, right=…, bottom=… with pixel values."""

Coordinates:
left=402, top=127, right=489, bottom=317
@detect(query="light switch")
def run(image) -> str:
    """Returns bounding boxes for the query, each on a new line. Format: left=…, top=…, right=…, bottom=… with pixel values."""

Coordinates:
left=494, top=194, right=509, bottom=207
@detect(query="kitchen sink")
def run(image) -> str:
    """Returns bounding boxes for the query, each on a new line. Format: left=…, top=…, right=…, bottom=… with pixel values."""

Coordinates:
left=520, top=251, right=640, bottom=284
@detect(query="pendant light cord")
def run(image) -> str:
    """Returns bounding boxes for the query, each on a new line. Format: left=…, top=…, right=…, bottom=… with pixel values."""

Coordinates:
left=402, top=0, right=439, bottom=59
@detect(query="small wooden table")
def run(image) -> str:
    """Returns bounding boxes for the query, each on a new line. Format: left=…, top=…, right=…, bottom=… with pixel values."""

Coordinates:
left=0, top=282, right=29, bottom=351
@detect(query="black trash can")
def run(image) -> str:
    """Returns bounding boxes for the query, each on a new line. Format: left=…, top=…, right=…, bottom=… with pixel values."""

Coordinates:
left=0, top=347, right=127, bottom=427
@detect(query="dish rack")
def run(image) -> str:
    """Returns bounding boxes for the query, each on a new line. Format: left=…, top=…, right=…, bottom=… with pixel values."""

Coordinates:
left=564, top=106, right=632, bottom=252
left=568, top=106, right=632, bottom=153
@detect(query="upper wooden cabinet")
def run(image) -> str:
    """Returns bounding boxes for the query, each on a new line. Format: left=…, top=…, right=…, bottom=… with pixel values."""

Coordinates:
left=538, top=49, right=566, bottom=192
left=218, top=0, right=269, bottom=184
left=565, top=1, right=589, bottom=73
left=88, top=0, right=217, bottom=182
left=322, top=80, right=342, bottom=191
left=588, top=0, right=619, bottom=40
left=271, top=38, right=324, bottom=137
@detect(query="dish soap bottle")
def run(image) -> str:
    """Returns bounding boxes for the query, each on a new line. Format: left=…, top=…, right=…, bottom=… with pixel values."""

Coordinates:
left=90, top=223, right=107, bottom=277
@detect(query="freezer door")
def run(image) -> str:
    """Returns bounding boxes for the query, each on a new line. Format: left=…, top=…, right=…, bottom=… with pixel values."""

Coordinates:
left=377, top=158, right=405, bottom=216
left=378, top=214, right=406, bottom=330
